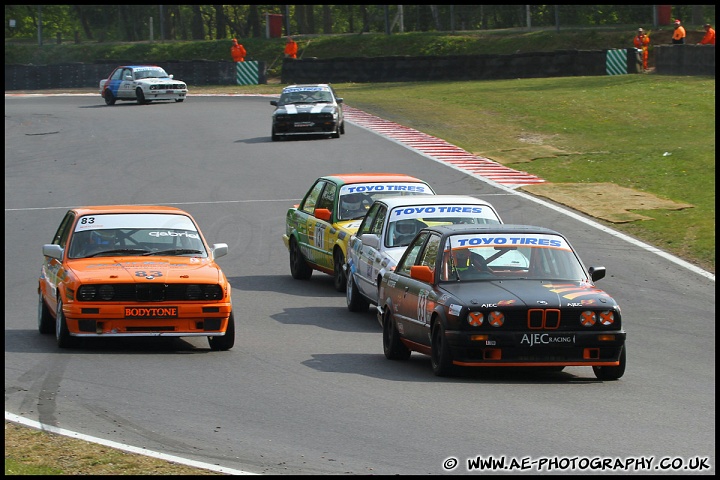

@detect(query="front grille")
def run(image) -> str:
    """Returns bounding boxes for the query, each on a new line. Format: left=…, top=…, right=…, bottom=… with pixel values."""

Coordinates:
left=77, top=283, right=224, bottom=302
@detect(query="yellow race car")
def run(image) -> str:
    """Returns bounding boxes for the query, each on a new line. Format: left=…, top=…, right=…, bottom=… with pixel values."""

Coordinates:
left=283, top=173, right=435, bottom=292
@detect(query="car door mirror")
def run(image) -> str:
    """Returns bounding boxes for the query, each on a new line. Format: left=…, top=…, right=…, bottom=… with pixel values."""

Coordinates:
left=42, top=244, right=63, bottom=260
left=315, top=208, right=332, bottom=222
left=212, top=243, right=228, bottom=259
left=410, top=265, right=434, bottom=283
left=360, top=234, right=380, bottom=249
left=124, top=75, right=133, bottom=81
left=588, top=266, right=606, bottom=282
left=270, top=100, right=278, bottom=106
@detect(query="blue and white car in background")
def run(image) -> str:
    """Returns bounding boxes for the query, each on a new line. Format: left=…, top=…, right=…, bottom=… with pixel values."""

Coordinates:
left=345, top=194, right=503, bottom=313
left=99, top=65, right=188, bottom=106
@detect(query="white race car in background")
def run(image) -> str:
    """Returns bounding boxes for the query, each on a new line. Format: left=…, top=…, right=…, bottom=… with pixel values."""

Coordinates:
left=345, top=194, right=504, bottom=313
left=99, top=65, right=187, bottom=105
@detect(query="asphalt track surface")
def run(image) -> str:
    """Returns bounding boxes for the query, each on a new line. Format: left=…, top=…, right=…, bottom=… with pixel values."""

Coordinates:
left=4, top=93, right=715, bottom=475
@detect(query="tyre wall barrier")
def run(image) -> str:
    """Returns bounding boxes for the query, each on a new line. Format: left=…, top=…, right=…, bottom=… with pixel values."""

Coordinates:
left=4, top=47, right=712, bottom=91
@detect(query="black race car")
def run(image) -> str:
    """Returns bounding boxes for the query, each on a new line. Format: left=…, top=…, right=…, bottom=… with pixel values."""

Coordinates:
left=377, top=224, right=626, bottom=379
left=270, top=84, right=344, bottom=141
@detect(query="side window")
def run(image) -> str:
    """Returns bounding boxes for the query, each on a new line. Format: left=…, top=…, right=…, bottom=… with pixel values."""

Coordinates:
left=52, top=211, right=75, bottom=248
left=111, top=69, right=123, bottom=81
left=396, top=232, right=430, bottom=276
left=316, top=182, right=336, bottom=213
left=419, top=233, right=441, bottom=270
left=357, top=203, right=380, bottom=236
left=300, top=181, right=325, bottom=214
left=370, top=205, right=387, bottom=236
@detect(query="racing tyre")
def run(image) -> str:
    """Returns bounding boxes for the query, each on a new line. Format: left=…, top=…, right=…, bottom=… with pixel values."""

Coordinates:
left=339, top=121, right=345, bottom=135
left=136, top=88, right=147, bottom=105
left=271, top=127, right=279, bottom=142
left=175, top=98, right=184, bottom=103
left=333, top=250, right=347, bottom=292
left=208, top=312, right=235, bottom=351
left=346, top=271, right=370, bottom=312
left=38, top=291, right=54, bottom=334
left=104, top=90, right=116, bottom=106
left=289, top=238, right=312, bottom=280
left=383, top=312, right=411, bottom=360
left=331, top=127, right=340, bottom=139
left=593, top=346, right=626, bottom=381
left=431, top=323, right=453, bottom=377
left=55, top=299, right=78, bottom=348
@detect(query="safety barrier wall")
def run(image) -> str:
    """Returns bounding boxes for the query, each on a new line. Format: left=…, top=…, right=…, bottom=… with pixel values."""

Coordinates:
left=4, top=47, right=712, bottom=91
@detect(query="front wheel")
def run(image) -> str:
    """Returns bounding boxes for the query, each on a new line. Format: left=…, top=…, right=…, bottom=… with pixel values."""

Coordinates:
left=593, top=346, right=626, bottom=380
left=431, top=323, right=453, bottom=376
left=289, top=238, right=312, bottom=280
left=175, top=98, right=184, bottom=103
left=38, top=291, right=54, bottom=334
left=346, top=271, right=370, bottom=312
left=208, top=312, right=235, bottom=351
left=136, top=88, right=147, bottom=105
left=55, top=299, right=77, bottom=348
left=333, top=250, right=347, bottom=292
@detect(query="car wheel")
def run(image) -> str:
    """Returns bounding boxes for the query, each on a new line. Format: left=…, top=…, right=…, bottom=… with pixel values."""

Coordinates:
left=104, top=90, right=116, bottom=106
left=55, top=299, right=77, bottom=348
left=333, top=250, right=347, bottom=292
left=431, top=322, right=453, bottom=377
left=346, top=271, right=370, bottom=312
left=339, top=121, right=345, bottom=135
left=271, top=127, right=279, bottom=142
left=136, top=88, right=147, bottom=105
left=331, top=127, right=340, bottom=139
left=383, top=311, right=410, bottom=360
left=593, top=346, right=626, bottom=381
left=175, top=98, right=184, bottom=103
left=208, top=312, right=235, bottom=351
left=289, top=237, right=312, bottom=280
left=38, top=291, right=54, bottom=334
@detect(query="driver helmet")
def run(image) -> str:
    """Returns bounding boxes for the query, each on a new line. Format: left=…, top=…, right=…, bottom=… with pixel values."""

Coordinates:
left=394, top=219, right=418, bottom=236
left=340, top=194, right=366, bottom=218
left=90, top=229, right=115, bottom=245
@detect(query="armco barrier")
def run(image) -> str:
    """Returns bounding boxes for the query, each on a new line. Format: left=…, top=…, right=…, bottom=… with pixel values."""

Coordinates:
left=4, top=47, right=712, bottom=91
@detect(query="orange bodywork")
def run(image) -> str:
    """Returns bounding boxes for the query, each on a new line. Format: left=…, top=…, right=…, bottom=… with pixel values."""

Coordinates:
left=38, top=205, right=233, bottom=347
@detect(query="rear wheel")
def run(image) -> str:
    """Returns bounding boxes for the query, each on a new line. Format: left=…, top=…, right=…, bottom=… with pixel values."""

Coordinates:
left=289, top=237, right=312, bottom=280
left=593, top=346, right=626, bottom=380
left=431, top=323, right=453, bottom=377
left=333, top=250, right=347, bottom=292
left=104, top=90, right=116, bottom=106
left=208, top=312, right=235, bottom=351
left=38, top=291, right=54, bottom=334
left=346, top=271, right=370, bottom=312
left=383, top=312, right=410, bottom=360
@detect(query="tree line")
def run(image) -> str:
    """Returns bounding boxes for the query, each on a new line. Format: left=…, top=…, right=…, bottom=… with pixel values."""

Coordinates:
left=4, top=5, right=713, bottom=44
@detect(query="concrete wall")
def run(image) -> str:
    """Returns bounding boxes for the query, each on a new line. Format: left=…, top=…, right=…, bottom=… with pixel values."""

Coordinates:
left=4, top=46, right=713, bottom=91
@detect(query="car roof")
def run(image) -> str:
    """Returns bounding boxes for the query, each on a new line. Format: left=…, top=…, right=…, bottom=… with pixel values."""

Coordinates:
left=69, top=205, right=191, bottom=216
left=374, top=194, right=495, bottom=209
left=322, top=173, right=431, bottom=184
left=284, top=84, right=332, bottom=90
left=428, top=223, right=563, bottom=237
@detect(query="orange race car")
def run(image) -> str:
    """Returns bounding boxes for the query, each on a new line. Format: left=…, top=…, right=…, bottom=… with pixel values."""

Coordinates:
left=38, top=205, right=234, bottom=350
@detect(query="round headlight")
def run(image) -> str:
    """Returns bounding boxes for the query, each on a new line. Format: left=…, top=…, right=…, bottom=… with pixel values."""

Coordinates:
left=580, top=311, right=597, bottom=327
